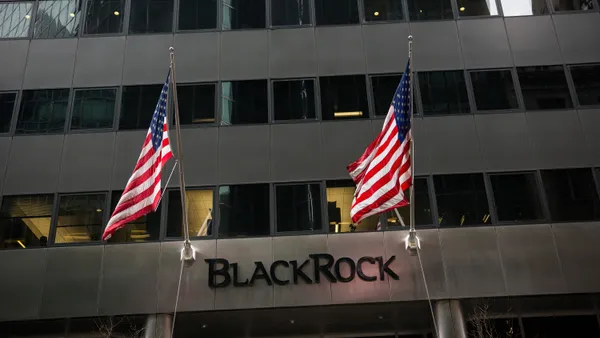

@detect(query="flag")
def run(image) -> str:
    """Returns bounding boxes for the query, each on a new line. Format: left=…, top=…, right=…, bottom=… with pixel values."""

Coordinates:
left=102, top=71, right=174, bottom=240
left=347, top=60, right=412, bottom=224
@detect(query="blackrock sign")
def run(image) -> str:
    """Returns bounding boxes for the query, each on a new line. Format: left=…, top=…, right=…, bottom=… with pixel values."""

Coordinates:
left=204, top=253, right=399, bottom=288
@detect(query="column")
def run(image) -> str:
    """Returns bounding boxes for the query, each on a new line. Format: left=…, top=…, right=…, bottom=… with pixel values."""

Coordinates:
left=144, top=313, right=173, bottom=338
left=434, top=300, right=467, bottom=338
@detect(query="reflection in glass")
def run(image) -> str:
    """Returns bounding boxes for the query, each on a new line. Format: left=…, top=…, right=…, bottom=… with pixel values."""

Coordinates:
left=456, top=0, right=499, bottom=16
left=419, top=71, right=469, bottom=115
left=326, top=180, right=381, bottom=232
left=107, top=191, right=160, bottom=243
left=407, top=0, right=453, bottom=21
left=570, top=64, right=600, bottom=107
left=0, top=92, right=17, bottom=133
left=542, top=169, right=600, bottom=222
left=523, top=315, right=600, bottom=338
left=470, top=70, right=518, bottom=111
left=517, top=66, right=573, bottom=110
left=499, top=0, right=548, bottom=16
left=552, top=0, right=594, bottom=11
left=84, top=0, right=124, bottom=34
left=167, top=189, right=213, bottom=238
left=276, top=184, right=322, bottom=232
left=177, top=83, right=216, bottom=125
left=222, top=0, right=265, bottom=30
left=17, top=89, right=69, bottom=134
left=34, top=0, right=81, bottom=38
left=315, top=0, right=359, bottom=25
left=54, top=194, right=106, bottom=243
left=273, top=79, right=316, bottom=120
left=218, top=184, right=270, bottom=238
left=178, top=0, right=217, bottom=30
left=0, top=195, right=54, bottom=249
left=434, top=174, right=491, bottom=226
left=220, top=80, right=268, bottom=125
left=387, top=178, right=433, bottom=227
left=320, top=75, right=369, bottom=120
left=0, top=2, right=34, bottom=38
left=120, top=84, right=162, bottom=130
left=364, top=0, right=403, bottom=21
left=129, top=0, right=174, bottom=34
left=71, top=88, right=116, bottom=130
left=272, top=0, right=310, bottom=26
left=490, top=173, right=544, bottom=222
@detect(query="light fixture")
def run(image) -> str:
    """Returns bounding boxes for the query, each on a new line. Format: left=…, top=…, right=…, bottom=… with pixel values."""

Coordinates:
left=113, top=10, right=120, bottom=16
left=419, top=9, right=423, bottom=13
left=25, top=14, right=31, bottom=19
left=290, top=319, right=295, bottom=324
left=96, top=208, right=102, bottom=212
left=17, top=240, right=26, bottom=249
left=69, top=12, right=75, bottom=17
left=374, top=11, right=380, bottom=16
left=378, top=316, right=384, bottom=320
left=460, top=7, right=465, bottom=11
left=334, top=111, right=363, bottom=118
left=201, top=324, right=207, bottom=329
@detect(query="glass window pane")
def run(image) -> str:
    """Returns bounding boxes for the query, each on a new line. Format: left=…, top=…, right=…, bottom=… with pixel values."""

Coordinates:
left=218, top=184, right=270, bottom=238
left=71, top=88, right=116, bottom=130
left=120, top=84, right=162, bottom=130
left=523, top=315, right=600, bottom=338
left=570, top=64, right=600, bottom=107
left=326, top=180, right=381, bottom=232
left=276, top=184, right=322, bottom=232
left=166, top=189, right=214, bottom=238
left=54, top=194, right=106, bottom=244
left=220, top=80, right=268, bottom=125
left=499, top=0, right=549, bottom=16
left=470, top=70, right=518, bottom=111
left=320, top=75, right=369, bottom=120
left=552, top=0, right=595, bottom=11
left=273, top=79, right=316, bottom=121
left=222, top=0, right=265, bottom=30
left=177, top=83, right=216, bottom=125
left=468, top=318, right=522, bottom=338
left=364, top=0, right=403, bottom=21
left=178, top=0, right=217, bottom=30
left=107, top=190, right=160, bottom=243
left=0, top=92, right=17, bottom=133
left=407, top=0, right=453, bottom=21
left=315, top=0, right=359, bottom=25
left=84, top=0, right=124, bottom=34
left=419, top=71, right=469, bottom=116
left=434, top=174, right=491, bottom=226
left=386, top=178, right=433, bottom=228
left=0, top=195, right=54, bottom=249
left=517, top=66, right=573, bottom=110
left=0, top=2, right=34, bottom=38
left=541, top=168, right=600, bottom=222
left=17, top=89, right=69, bottom=134
left=490, top=173, right=544, bottom=223
left=34, top=0, right=81, bottom=39
left=372, top=75, right=402, bottom=116
left=129, top=0, right=174, bottom=34
left=271, top=0, right=311, bottom=26
left=457, top=0, right=499, bottom=16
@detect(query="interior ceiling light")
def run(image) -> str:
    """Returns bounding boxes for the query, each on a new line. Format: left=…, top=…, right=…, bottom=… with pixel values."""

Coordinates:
left=25, top=14, right=31, bottom=19
left=460, top=7, right=466, bottom=11
left=374, top=11, right=380, bottom=16
left=334, top=111, right=363, bottom=117
left=113, top=11, right=120, bottom=16
left=69, top=12, right=75, bottom=17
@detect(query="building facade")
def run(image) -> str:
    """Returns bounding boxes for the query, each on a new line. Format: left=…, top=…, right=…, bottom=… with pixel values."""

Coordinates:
left=1, top=0, right=600, bottom=337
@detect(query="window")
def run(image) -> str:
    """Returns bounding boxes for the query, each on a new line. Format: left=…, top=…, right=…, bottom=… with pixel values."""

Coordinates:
left=177, top=83, right=216, bottom=125
left=315, top=0, right=359, bottom=25
left=221, top=80, right=268, bottom=125
left=120, top=84, right=162, bottom=130
left=84, top=0, right=124, bottom=35
left=541, top=168, right=600, bottom=222
left=17, top=89, right=69, bottom=134
left=364, top=0, right=403, bottom=21
left=372, top=74, right=402, bottom=116
left=54, top=193, right=106, bottom=244
left=178, top=0, right=217, bottom=30
left=0, top=1, right=34, bottom=38
left=70, top=88, right=116, bottom=130
left=326, top=180, right=381, bottom=232
left=523, top=315, right=600, bottom=338
left=106, top=191, right=160, bottom=243
left=470, top=70, right=518, bottom=111
left=407, top=0, right=453, bottom=20
left=490, top=172, right=544, bottom=223
left=456, top=0, right=499, bottom=16
left=0, top=92, right=17, bottom=133
left=276, top=183, right=322, bottom=232
left=499, top=0, right=548, bottom=16
left=271, top=0, right=311, bottom=26
left=517, top=66, right=573, bottom=110
left=273, top=79, right=316, bottom=121
left=419, top=71, right=469, bottom=116
left=0, top=195, right=54, bottom=249
left=218, top=184, right=270, bottom=238
left=129, top=0, right=174, bottom=33
left=222, top=0, right=266, bottom=30
left=166, top=189, right=214, bottom=238
left=387, top=178, right=433, bottom=227
left=320, top=75, right=369, bottom=120
left=570, top=64, right=600, bottom=107
left=468, top=318, right=522, bottom=338
left=33, top=0, right=81, bottom=39
left=552, top=0, right=595, bottom=11
left=434, top=174, right=491, bottom=226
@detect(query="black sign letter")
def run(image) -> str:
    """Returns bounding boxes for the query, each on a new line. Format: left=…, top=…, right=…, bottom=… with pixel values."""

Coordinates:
left=249, top=262, right=273, bottom=286
left=205, top=258, right=231, bottom=288
left=290, top=259, right=313, bottom=284
left=334, top=257, right=356, bottom=282
left=231, top=263, right=249, bottom=286
left=357, top=256, right=377, bottom=281
left=309, top=254, right=337, bottom=283
left=375, top=256, right=399, bottom=280
left=270, top=260, right=290, bottom=285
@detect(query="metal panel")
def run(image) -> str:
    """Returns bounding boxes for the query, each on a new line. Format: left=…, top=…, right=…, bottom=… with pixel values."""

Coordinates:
left=553, top=13, right=600, bottom=64
left=440, top=227, right=507, bottom=298
left=0, top=248, right=47, bottom=321
left=0, top=138, right=12, bottom=194
left=272, top=234, right=332, bottom=307
left=173, top=32, right=219, bottom=83
left=23, top=39, right=78, bottom=89
left=552, top=222, right=600, bottom=294
left=98, top=243, right=161, bottom=315
left=475, top=113, right=537, bottom=171
left=122, top=35, right=175, bottom=86
left=496, top=224, right=566, bottom=296
left=412, top=118, right=431, bottom=175
left=157, top=240, right=216, bottom=313
left=39, top=246, right=103, bottom=319
left=320, top=120, right=374, bottom=179
left=110, top=130, right=147, bottom=190
left=457, top=18, right=512, bottom=69
left=408, top=21, right=463, bottom=71
left=315, top=26, right=365, bottom=76
left=217, top=125, right=270, bottom=184
left=362, top=23, right=410, bottom=74
left=0, top=40, right=29, bottom=90
left=73, top=36, right=126, bottom=87
left=220, top=31, right=268, bottom=81
left=505, top=16, right=562, bottom=67
left=327, top=232, right=389, bottom=304
left=58, top=133, right=116, bottom=193
left=578, top=109, right=600, bottom=166
left=214, top=237, right=274, bottom=310
left=269, top=28, right=317, bottom=78
left=385, top=229, right=448, bottom=301
left=526, top=110, right=590, bottom=169
left=167, top=127, right=218, bottom=187
left=271, top=123, right=324, bottom=181
left=4, top=135, right=64, bottom=195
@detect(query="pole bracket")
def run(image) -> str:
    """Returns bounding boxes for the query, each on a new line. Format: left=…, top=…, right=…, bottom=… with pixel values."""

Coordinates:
left=405, top=230, right=420, bottom=256
left=180, top=240, right=196, bottom=262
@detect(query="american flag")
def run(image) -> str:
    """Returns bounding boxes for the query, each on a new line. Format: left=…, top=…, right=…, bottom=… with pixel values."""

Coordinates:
left=101, top=72, right=174, bottom=240
left=347, top=60, right=412, bottom=224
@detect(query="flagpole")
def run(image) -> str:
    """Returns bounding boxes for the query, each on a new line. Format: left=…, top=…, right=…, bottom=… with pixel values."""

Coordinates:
left=405, top=35, right=420, bottom=255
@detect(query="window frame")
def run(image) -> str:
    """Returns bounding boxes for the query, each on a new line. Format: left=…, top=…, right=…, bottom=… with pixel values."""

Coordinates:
left=270, top=77, right=320, bottom=123
left=467, top=68, right=523, bottom=114
left=416, top=69, right=472, bottom=117
left=273, top=181, right=326, bottom=235
left=516, top=64, right=576, bottom=111
left=82, top=0, right=129, bottom=36
left=455, top=0, right=502, bottom=19
left=216, top=183, right=272, bottom=239
left=0, top=91, right=19, bottom=135
left=405, top=0, right=455, bottom=21
left=162, top=186, right=218, bottom=241
left=497, top=0, right=551, bottom=17
left=380, top=176, right=438, bottom=230
left=175, top=0, right=220, bottom=32
left=221, top=0, right=268, bottom=31
left=0, top=0, right=37, bottom=40
left=268, top=0, right=315, bottom=28
left=218, top=79, right=270, bottom=126
left=566, top=63, right=600, bottom=109
left=127, top=0, right=177, bottom=35
left=548, top=0, right=599, bottom=14
left=361, top=0, right=408, bottom=24
left=0, top=193, right=57, bottom=250
left=16, top=87, right=73, bottom=136
left=32, top=0, right=84, bottom=40
left=67, top=86, right=119, bottom=133
left=174, top=82, right=218, bottom=128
